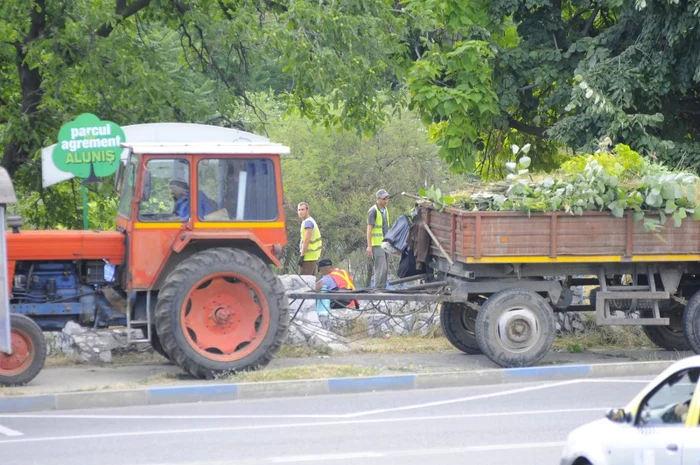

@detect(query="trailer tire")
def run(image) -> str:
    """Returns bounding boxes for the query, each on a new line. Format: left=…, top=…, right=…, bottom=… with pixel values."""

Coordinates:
left=155, top=248, right=289, bottom=379
left=682, top=291, right=700, bottom=354
left=642, top=320, right=690, bottom=352
left=440, top=302, right=481, bottom=354
left=0, top=314, right=47, bottom=386
left=475, top=288, right=555, bottom=368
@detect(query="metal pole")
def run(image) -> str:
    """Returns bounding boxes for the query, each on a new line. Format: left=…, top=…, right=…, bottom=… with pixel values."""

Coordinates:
left=81, top=183, right=89, bottom=230
left=0, top=205, right=11, bottom=353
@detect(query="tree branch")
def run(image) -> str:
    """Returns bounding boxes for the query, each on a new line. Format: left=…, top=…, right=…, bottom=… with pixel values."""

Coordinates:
left=508, top=117, right=548, bottom=138
left=96, top=0, right=152, bottom=37
left=582, top=6, right=600, bottom=36
left=568, top=5, right=593, bottom=25
left=217, top=0, right=234, bottom=21
left=518, top=83, right=539, bottom=92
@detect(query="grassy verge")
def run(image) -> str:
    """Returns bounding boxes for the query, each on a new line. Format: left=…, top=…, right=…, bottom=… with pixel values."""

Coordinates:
left=44, top=351, right=169, bottom=368
left=350, top=336, right=453, bottom=354
left=131, top=364, right=380, bottom=385
left=553, top=326, right=655, bottom=352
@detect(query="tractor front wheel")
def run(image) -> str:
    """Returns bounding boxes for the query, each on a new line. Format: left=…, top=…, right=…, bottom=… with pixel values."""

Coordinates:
left=155, top=248, right=289, bottom=379
left=0, top=314, right=47, bottom=386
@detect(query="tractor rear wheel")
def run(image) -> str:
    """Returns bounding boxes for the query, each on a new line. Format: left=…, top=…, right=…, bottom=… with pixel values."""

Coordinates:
left=141, top=327, right=170, bottom=361
left=0, top=314, right=47, bottom=386
left=155, top=248, right=289, bottom=379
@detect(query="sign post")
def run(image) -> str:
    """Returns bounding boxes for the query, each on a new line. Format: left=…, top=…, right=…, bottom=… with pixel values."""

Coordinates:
left=52, top=113, right=125, bottom=229
left=0, top=168, right=17, bottom=354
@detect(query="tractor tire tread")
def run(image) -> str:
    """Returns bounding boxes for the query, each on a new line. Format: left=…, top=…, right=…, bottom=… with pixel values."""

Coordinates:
left=155, top=248, right=289, bottom=379
left=0, top=314, right=47, bottom=386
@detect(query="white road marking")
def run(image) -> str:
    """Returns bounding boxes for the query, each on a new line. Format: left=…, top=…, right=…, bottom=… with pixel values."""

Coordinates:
left=0, top=424, right=23, bottom=437
left=0, top=377, right=639, bottom=422
left=582, top=379, right=651, bottom=383
left=344, top=379, right=584, bottom=417
left=269, top=442, right=566, bottom=462
left=0, top=407, right=606, bottom=421
left=0, top=379, right=593, bottom=421
left=270, top=452, right=384, bottom=462
left=0, top=408, right=603, bottom=444
left=0, top=413, right=338, bottom=420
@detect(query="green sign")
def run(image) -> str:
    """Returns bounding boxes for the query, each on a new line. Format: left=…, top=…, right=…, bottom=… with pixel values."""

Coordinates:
left=53, top=113, right=125, bottom=179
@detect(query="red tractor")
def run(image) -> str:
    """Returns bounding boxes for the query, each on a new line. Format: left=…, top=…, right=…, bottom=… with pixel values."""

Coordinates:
left=0, top=142, right=290, bottom=385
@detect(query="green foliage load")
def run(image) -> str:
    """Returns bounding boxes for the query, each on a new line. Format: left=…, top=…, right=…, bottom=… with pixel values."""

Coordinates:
left=420, top=144, right=700, bottom=233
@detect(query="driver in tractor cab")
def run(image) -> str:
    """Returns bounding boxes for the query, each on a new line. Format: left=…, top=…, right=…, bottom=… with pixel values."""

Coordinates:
left=169, top=179, right=215, bottom=219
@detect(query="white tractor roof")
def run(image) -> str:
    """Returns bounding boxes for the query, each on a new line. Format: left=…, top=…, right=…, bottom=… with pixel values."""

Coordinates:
left=122, top=142, right=290, bottom=155
left=41, top=122, right=283, bottom=187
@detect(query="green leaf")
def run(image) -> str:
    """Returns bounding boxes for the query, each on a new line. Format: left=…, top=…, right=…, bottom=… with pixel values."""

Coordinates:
left=665, top=200, right=677, bottom=214
left=448, top=137, right=463, bottom=149
left=673, top=211, right=683, bottom=227
left=518, top=156, right=531, bottom=169
left=632, top=211, right=644, bottom=222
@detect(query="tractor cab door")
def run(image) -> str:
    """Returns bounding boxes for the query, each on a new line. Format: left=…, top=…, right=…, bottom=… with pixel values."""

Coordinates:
left=117, top=155, right=192, bottom=290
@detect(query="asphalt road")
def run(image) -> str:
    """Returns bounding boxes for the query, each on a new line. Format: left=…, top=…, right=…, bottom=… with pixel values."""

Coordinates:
left=0, top=376, right=653, bottom=465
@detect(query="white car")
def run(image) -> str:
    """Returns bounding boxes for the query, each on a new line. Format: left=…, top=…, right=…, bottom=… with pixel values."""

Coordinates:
left=561, top=355, right=700, bottom=465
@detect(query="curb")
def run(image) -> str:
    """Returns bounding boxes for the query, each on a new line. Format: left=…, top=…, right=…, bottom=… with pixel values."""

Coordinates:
left=0, top=360, right=673, bottom=413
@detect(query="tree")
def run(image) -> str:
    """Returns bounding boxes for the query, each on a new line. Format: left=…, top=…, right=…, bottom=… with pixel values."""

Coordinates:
left=0, top=0, right=409, bottom=226
left=253, top=97, right=462, bottom=276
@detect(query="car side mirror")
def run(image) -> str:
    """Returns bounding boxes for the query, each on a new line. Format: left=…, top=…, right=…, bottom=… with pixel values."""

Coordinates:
left=141, top=170, right=151, bottom=202
left=606, top=408, right=632, bottom=424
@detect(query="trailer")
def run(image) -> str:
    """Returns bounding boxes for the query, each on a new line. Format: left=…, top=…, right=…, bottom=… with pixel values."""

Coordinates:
left=289, top=201, right=700, bottom=368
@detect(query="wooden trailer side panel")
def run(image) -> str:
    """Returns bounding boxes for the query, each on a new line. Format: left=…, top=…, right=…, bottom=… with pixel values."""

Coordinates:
left=422, top=207, right=700, bottom=263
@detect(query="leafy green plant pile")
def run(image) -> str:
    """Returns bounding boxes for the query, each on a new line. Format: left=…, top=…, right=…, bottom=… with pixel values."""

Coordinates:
left=418, top=144, right=700, bottom=233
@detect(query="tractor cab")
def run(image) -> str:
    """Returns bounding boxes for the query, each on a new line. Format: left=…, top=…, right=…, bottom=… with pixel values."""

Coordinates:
left=115, top=143, right=289, bottom=291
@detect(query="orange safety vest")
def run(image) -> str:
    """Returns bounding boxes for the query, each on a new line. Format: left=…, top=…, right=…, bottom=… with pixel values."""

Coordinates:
left=328, top=268, right=359, bottom=309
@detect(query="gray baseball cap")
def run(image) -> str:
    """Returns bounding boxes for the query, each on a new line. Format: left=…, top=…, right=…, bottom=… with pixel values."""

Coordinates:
left=376, top=189, right=390, bottom=199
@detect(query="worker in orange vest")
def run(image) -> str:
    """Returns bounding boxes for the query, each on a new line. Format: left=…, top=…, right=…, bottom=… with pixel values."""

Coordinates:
left=315, top=258, right=359, bottom=309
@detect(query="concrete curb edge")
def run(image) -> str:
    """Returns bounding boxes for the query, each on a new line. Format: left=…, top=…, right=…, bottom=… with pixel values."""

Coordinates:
left=0, top=360, right=674, bottom=413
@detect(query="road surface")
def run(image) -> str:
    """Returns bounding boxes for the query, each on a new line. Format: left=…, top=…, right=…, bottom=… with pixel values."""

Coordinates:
left=0, top=376, right=651, bottom=465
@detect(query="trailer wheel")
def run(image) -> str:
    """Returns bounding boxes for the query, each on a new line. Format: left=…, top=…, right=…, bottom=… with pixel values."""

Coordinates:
left=682, top=291, right=700, bottom=354
left=475, top=288, right=555, bottom=368
left=440, top=302, right=481, bottom=354
left=0, top=314, right=47, bottom=386
left=141, top=327, right=170, bottom=361
left=155, top=248, right=289, bottom=379
left=642, top=311, right=690, bottom=351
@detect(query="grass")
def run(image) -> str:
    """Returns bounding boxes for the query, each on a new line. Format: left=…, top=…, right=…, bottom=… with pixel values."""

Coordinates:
left=277, top=345, right=332, bottom=358
left=350, top=336, right=453, bottom=354
left=553, top=325, right=655, bottom=352
left=44, top=351, right=169, bottom=368
left=216, top=364, right=380, bottom=382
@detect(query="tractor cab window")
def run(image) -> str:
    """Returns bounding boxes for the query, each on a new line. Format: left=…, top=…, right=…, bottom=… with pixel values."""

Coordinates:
left=138, top=159, right=191, bottom=222
left=197, top=158, right=278, bottom=221
left=117, top=155, right=139, bottom=219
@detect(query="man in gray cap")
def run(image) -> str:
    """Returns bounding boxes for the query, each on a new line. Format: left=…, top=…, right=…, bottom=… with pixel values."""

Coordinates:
left=366, top=189, right=390, bottom=289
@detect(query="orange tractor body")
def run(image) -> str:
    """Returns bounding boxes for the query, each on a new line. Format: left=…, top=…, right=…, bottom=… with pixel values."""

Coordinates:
left=1, top=142, right=291, bottom=385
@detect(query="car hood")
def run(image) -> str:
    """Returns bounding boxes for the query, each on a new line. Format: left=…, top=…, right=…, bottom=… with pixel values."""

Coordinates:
left=564, top=418, right=623, bottom=461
